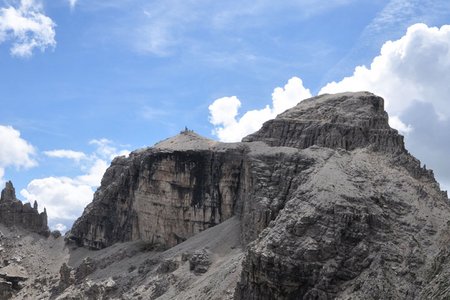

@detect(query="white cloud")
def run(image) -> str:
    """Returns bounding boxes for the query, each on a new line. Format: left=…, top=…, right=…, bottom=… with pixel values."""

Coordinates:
left=52, top=223, right=67, bottom=232
left=21, top=176, right=93, bottom=221
left=0, top=125, right=36, bottom=182
left=44, top=149, right=87, bottom=162
left=207, top=22, right=449, bottom=191
left=320, top=24, right=450, bottom=130
left=21, top=138, right=129, bottom=230
left=0, top=0, right=56, bottom=57
left=89, top=138, right=130, bottom=160
left=209, top=77, right=312, bottom=142
left=207, top=23, right=450, bottom=192
left=208, top=96, right=242, bottom=128
left=76, top=158, right=108, bottom=186
left=388, top=116, right=413, bottom=135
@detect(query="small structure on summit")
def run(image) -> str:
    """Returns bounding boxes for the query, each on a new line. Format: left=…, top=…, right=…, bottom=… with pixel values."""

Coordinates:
left=181, top=126, right=195, bottom=134
left=0, top=181, right=49, bottom=236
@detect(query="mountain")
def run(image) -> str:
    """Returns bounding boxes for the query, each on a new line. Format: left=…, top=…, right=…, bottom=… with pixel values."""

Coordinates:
left=2, top=92, right=450, bottom=299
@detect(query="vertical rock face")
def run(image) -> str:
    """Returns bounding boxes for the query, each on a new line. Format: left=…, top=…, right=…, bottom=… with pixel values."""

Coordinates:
left=69, top=132, right=246, bottom=249
left=69, top=92, right=450, bottom=299
left=0, top=181, right=49, bottom=236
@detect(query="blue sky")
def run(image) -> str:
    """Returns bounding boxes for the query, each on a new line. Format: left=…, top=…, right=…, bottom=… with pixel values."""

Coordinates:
left=1, top=0, right=450, bottom=231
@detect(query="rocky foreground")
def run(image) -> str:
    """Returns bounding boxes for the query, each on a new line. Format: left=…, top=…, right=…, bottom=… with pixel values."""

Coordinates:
left=1, top=92, right=450, bottom=299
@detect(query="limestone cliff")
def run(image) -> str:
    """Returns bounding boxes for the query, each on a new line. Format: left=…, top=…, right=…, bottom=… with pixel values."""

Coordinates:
left=69, top=132, right=246, bottom=249
left=0, top=181, right=49, bottom=236
left=68, top=92, right=450, bottom=299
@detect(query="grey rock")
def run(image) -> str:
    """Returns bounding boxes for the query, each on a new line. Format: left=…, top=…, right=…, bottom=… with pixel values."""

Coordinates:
left=156, top=259, right=179, bottom=274
left=1, top=181, right=16, bottom=203
left=151, top=277, right=170, bottom=298
left=189, top=248, right=211, bottom=274
left=51, top=230, right=62, bottom=239
left=58, top=263, right=74, bottom=290
left=68, top=132, right=245, bottom=250
left=0, top=264, right=28, bottom=290
left=243, top=92, right=404, bottom=153
left=0, top=278, right=13, bottom=299
left=233, top=93, right=450, bottom=299
left=0, top=181, right=50, bottom=236
left=138, top=258, right=159, bottom=275
left=75, top=257, right=97, bottom=283
left=62, top=92, right=450, bottom=299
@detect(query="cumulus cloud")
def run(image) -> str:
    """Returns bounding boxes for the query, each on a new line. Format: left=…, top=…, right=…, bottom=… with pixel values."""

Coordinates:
left=209, top=24, right=450, bottom=189
left=208, top=23, right=450, bottom=192
left=53, top=223, right=67, bottom=232
left=319, top=23, right=450, bottom=190
left=0, top=125, right=36, bottom=183
left=320, top=24, right=450, bottom=130
left=44, top=149, right=87, bottom=162
left=388, top=116, right=413, bottom=134
left=21, top=138, right=129, bottom=230
left=209, top=77, right=312, bottom=142
left=21, top=176, right=93, bottom=221
left=76, top=159, right=109, bottom=186
left=0, top=0, right=56, bottom=57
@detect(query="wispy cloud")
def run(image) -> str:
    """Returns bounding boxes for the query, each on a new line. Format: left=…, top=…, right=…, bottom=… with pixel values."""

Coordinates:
left=44, top=149, right=87, bottom=162
left=86, top=0, right=359, bottom=56
left=139, top=106, right=170, bottom=120
left=68, top=0, right=77, bottom=10
left=0, top=0, right=56, bottom=57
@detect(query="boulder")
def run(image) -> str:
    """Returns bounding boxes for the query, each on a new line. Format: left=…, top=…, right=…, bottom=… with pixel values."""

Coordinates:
left=0, top=264, right=28, bottom=289
left=189, top=248, right=211, bottom=274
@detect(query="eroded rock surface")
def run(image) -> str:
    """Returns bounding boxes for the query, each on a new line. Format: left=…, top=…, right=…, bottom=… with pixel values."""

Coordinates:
left=63, top=92, right=450, bottom=299
left=189, top=248, right=211, bottom=274
left=0, top=181, right=49, bottom=236
left=69, top=133, right=245, bottom=250
left=243, top=92, right=404, bottom=152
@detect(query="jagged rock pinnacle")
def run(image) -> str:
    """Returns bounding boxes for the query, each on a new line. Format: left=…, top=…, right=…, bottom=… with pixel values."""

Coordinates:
left=0, top=181, right=49, bottom=236
left=0, top=181, right=17, bottom=203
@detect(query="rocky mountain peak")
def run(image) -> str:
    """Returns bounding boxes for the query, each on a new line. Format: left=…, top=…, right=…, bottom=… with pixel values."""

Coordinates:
left=243, top=91, right=405, bottom=153
left=0, top=181, right=49, bottom=236
left=0, top=181, right=18, bottom=203
left=63, top=92, right=450, bottom=299
left=152, top=129, right=220, bottom=151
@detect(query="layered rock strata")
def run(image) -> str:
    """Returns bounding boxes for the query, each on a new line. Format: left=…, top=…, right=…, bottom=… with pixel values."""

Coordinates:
left=69, top=132, right=246, bottom=249
left=243, top=93, right=404, bottom=152
left=68, top=92, right=450, bottom=299
left=0, top=181, right=49, bottom=236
